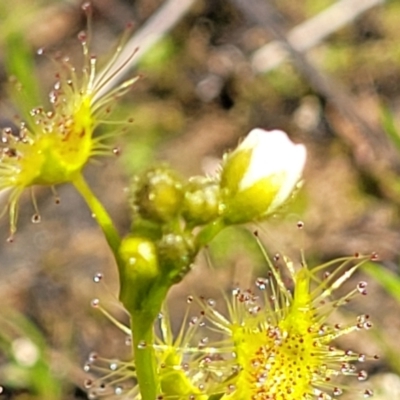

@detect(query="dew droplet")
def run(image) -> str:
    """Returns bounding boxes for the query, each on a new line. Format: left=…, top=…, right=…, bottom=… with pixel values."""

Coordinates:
left=358, top=354, right=366, bottom=362
left=318, top=324, right=328, bottom=335
left=91, top=298, right=100, bottom=308
left=78, top=31, right=87, bottom=43
left=207, top=298, right=216, bottom=307
left=109, top=362, right=118, bottom=371
left=363, top=389, right=373, bottom=398
left=181, top=362, right=189, bottom=371
left=358, top=370, right=368, bottom=381
left=83, top=363, right=91, bottom=372
left=198, top=337, right=209, bottom=347
left=93, top=273, right=103, bottom=283
left=30, top=107, right=41, bottom=116
left=232, top=287, right=240, bottom=296
left=125, top=336, right=132, bottom=346
left=88, top=352, right=98, bottom=363
left=114, top=386, right=123, bottom=395
left=357, top=314, right=369, bottom=323
left=333, top=387, right=343, bottom=396
left=137, top=341, right=146, bottom=349
left=31, top=214, right=41, bottom=224
left=37, top=47, right=45, bottom=55
left=323, top=271, right=331, bottom=280
left=340, top=363, right=351, bottom=374
left=370, top=252, right=378, bottom=261
left=49, top=90, right=58, bottom=104
left=357, top=281, right=368, bottom=295
left=84, top=379, right=93, bottom=388
left=363, top=321, right=373, bottom=330
left=82, top=1, right=91, bottom=11
left=255, top=277, right=268, bottom=290
left=113, top=147, right=121, bottom=156
left=186, top=295, right=193, bottom=303
left=226, top=384, right=236, bottom=394
left=297, top=221, right=304, bottom=229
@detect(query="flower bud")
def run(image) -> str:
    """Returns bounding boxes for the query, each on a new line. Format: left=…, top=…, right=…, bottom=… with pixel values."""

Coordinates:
left=157, top=233, right=195, bottom=281
left=182, top=177, right=221, bottom=226
left=118, top=236, right=160, bottom=311
left=220, top=128, right=306, bottom=224
left=132, top=167, right=183, bottom=223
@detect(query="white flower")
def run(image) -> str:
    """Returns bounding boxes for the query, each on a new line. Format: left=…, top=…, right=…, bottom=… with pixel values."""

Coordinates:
left=220, top=128, right=306, bottom=224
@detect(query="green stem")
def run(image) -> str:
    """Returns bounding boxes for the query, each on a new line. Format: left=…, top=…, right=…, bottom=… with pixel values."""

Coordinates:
left=72, top=173, right=121, bottom=261
left=196, top=218, right=226, bottom=250
left=130, top=310, right=160, bottom=400
left=123, top=281, right=170, bottom=399
left=72, top=174, right=163, bottom=398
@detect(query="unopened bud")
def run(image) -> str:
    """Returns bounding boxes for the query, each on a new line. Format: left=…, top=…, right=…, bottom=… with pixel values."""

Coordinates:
left=182, top=177, right=221, bottom=226
left=157, top=233, right=195, bottom=280
left=132, top=167, right=183, bottom=223
left=119, top=236, right=160, bottom=311
left=220, top=128, right=306, bottom=224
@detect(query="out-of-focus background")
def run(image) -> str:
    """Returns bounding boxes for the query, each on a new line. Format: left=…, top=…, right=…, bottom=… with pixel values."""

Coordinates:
left=1, top=0, right=400, bottom=398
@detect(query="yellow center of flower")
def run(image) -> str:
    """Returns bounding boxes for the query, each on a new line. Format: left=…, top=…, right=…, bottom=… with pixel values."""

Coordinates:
left=12, top=96, right=94, bottom=188
left=229, top=270, right=329, bottom=400
left=0, top=13, right=139, bottom=237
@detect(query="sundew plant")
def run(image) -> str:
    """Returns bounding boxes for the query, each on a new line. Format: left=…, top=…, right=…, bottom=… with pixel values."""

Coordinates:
left=0, top=3, right=379, bottom=400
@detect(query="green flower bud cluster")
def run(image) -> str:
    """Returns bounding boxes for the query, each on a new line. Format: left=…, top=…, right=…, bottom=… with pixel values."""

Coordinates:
left=119, top=168, right=221, bottom=312
left=131, top=167, right=221, bottom=228
left=130, top=129, right=306, bottom=234
left=125, top=167, right=220, bottom=300
left=119, top=129, right=306, bottom=313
